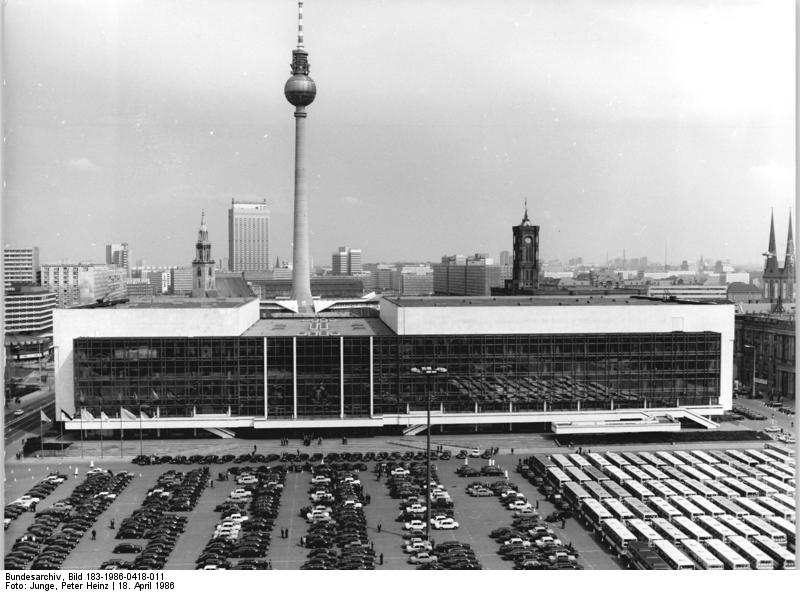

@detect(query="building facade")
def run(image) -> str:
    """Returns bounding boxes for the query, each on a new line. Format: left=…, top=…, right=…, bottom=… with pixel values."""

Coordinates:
left=4, top=284, right=56, bottom=334
left=734, top=312, right=795, bottom=401
left=105, top=243, right=130, bottom=275
left=41, top=263, right=127, bottom=307
left=433, top=255, right=509, bottom=296
left=170, top=268, right=193, bottom=296
left=228, top=200, right=271, bottom=273
left=3, top=247, right=40, bottom=288
left=332, top=247, right=363, bottom=275
left=509, top=204, right=540, bottom=293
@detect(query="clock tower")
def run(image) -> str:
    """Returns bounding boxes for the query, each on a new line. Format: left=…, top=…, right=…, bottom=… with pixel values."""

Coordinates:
left=510, top=201, right=539, bottom=293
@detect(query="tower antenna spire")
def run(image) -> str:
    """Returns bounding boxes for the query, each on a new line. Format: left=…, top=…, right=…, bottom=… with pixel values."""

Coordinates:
left=297, top=1, right=304, bottom=49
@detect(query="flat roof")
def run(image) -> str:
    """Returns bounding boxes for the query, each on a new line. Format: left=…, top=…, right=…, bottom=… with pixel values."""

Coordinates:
left=243, top=317, right=395, bottom=337
left=73, top=297, right=255, bottom=310
left=382, top=295, right=723, bottom=308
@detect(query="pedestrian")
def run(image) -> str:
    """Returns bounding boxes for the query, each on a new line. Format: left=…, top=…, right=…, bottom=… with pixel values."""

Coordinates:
left=535, top=500, right=539, bottom=510
left=91, top=529, right=97, bottom=541
left=379, top=552, right=384, bottom=565
left=210, top=480, right=214, bottom=488
left=109, top=519, right=115, bottom=529
left=377, top=523, right=382, bottom=533
left=561, top=518, right=566, bottom=529
left=370, top=541, right=374, bottom=550
left=511, top=448, right=514, bottom=455
left=253, top=445, right=257, bottom=455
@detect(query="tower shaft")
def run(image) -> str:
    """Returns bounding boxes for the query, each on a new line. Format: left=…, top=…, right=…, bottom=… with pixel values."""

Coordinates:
left=291, top=107, right=313, bottom=311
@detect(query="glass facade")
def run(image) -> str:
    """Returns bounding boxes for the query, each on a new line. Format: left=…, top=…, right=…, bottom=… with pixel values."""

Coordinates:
left=73, top=331, right=721, bottom=418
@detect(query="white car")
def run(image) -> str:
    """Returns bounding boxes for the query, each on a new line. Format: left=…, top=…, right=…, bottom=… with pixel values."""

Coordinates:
left=764, top=425, right=781, bottom=433
left=310, top=491, right=334, bottom=503
left=405, top=503, right=426, bottom=513
left=391, top=467, right=410, bottom=476
left=404, top=540, right=433, bottom=554
left=469, top=448, right=481, bottom=458
left=431, top=517, right=459, bottom=530
left=503, top=537, right=531, bottom=547
left=342, top=499, right=363, bottom=509
left=507, top=500, right=531, bottom=511
left=237, top=475, right=258, bottom=485
left=87, top=467, right=107, bottom=475
left=229, top=488, right=252, bottom=500
left=403, top=520, right=426, bottom=531
left=226, top=513, right=249, bottom=524
left=311, top=475, right=331, bottom=484
left=13, top=409, right=24, bottom=417
left=45, top=475, right=66, bottom=484
left=408, top=551, right=438, bottom=565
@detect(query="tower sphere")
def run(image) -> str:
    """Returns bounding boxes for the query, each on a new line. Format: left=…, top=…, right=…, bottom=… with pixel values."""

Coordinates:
left=285, top=75, right=316, bottom=107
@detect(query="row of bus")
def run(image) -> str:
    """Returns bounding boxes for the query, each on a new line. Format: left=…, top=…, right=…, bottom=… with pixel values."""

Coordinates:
left=523, top=447, right=795, bottom=570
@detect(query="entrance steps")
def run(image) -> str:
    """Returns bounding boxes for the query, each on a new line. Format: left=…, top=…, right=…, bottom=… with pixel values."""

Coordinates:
left=204, top=427, right=236, bottom=438
left=402, top=424, right=428, bottom=436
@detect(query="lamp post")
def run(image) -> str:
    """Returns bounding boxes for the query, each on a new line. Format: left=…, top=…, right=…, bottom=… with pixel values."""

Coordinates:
left=744, top=345, right=756, bottom=399
left=410, top=365, right=447, bottom=542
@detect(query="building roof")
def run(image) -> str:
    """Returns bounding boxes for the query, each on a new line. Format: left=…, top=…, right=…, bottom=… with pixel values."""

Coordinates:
left=214, top=276, right=255, bottom=298
left=382, top=295, right=723, bottom=308
left=243, top=317, right=394, bottom=337
left=73, top=297, right=255, bottom=309
left=727, top=282, right=761, bottom=294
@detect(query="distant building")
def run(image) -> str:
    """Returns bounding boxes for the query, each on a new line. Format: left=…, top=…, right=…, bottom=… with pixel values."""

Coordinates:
left=41, top=263, right=127, bottom=307
left=247, top=276, right=365, bottom=300
left=647, top=285, right=728, bottom=300
left=170, top=267, right=193, bottom=296
left=727, top=282, right=761, bottom=304
left=433, top=254, right=509, bottom=296
left=332, top=246, right=362, bottom=275
left=374, top=265, right=397, bottom=292
left=721, top=271, right=750, bottom=285
left=735, top=312, right=794, bottom=401
left=192, top=211, right=218, bottom=298
left=397, top=265, right=434, bottom=296
left=105, top=243, right=130, bottom=275
left=4, top=284, right=56, bottom=335
left=506, top=204, right=539, bottom=293
left=499, top=250, right=511, bottom=266
left=147, top=270, right=171, bottom=295
left=125, top=279, right=154, bottom=298
left=3, top=247, right=40, bottom=288
left=228, top=199, right=271, bottom=272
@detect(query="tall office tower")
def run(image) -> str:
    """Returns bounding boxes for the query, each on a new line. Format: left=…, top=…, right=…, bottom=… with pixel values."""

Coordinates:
left=284, top=1, right=316, bottom=312
left=191, top=211, right=218, bottom=298
left=331, top=246, right=362, bottom=275
left=499, top=250, right=511, bottom=266
left=510, top=201, right=540, bottom=292
left=3, top=247, right=40, bottom=289
left=171, top=267, right=194, bottom=296
left=228, top=199, right=271, bottom=272
left=105, top=243, right=130, bottom=275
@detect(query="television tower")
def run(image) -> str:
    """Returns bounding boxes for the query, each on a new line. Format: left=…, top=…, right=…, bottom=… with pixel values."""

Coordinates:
left=285, top=1, right=316, bottom=313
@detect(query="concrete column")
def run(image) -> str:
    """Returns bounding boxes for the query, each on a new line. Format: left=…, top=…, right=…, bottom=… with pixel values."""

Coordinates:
left=369, top=337, right=374, bottom=417
left=263, top=337, right=268, bottom=419
left=292, top=337, right=298, bottom=419
left=340, top=336, right=345, bottom=419
left=291, top=108, right=313, bottom=312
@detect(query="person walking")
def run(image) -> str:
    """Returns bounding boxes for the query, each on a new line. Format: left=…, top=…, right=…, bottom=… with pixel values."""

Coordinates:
left=379, top=552, right=384, bottom=565
left=377, top=523, right=382, bottom=533
left=91, top=529, right=97, bottom=541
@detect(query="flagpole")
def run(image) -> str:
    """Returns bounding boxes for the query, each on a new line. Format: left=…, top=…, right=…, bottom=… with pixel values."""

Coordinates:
left=79, top=407, right=84, bottom=459
left=138, top=404, right=143, bottom=457
left=120, top=405, right=123, bottom=458
left=40, top=414, right=44, bottom=458
left=99, top=407, right=104, bottom=459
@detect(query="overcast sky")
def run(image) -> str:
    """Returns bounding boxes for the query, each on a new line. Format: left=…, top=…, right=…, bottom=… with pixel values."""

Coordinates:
left=2, top=0, right=795, bottom=269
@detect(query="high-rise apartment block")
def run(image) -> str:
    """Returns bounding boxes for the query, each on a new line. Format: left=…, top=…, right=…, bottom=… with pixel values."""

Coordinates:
left=433, top=254, right=510, bottom=296
left=105, top=243, right=130, bottom=275
left=228, top=199, right=271, bottom=272
left=41, top=263, right=127, bottom=307
left=170, top=267, right=194, bottom=296
left=331, top=246, right=362, bottom=275
left=3, top=247, right=40, bottom=288
left=4, top=284, right=56, bottom=335
left=147, top=270, right=171, bottom=295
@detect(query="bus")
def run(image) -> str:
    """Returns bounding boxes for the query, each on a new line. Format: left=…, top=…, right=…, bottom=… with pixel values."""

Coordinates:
left=640, top=464, right=669, bottom=481
left=652, top=539, right=695, bottom=569
left=654, top=451, right=684, bottom=467
left=726, top=535, right=774, bottom=569
left=741, top=515, right=786, bottom=545
left=772, top=493, right=795, bottom=510
left=601, top=518, right=638, bottom=555
left=583, top=466, right=610, bottom=483
left=627, top=518, right=664, bottom=546
left=721, top=478, right=758, bottom=499
left=725, top=449, right=756, bottom=466
left=760, top=476, right=794, bottom=496
left=692, top=450, right=718, bottom=465
left=711, top=496, right=749, bottom=518
left=731, top=463, right=763, bottom=479
left=623, top=480, right=655, bottom=501
left=551, top=453, right=574, bottom=470
left=583, top=480, right=612, bottom=502
left=651, top=517, right=689, bottom=544
left=625, top=465, right=652, bottom=483
left=639, top=452, right=666, bottom=467
left=603, top=480, right=631, bottom=500
left=673, top=450, right=702, bottom=466
left=681, top=538, right=724, bottom=570
left=735, top=496, right=773, bottom=518
left=717, top=515, right=760, bottom=540
left=621, top=451, right=646, bottom=466
left=705, top=481, right=741, bottom=499
left=695, top=463, right=727, bottom=481
left=625, top=497, right=658, bottom=522
left=586, top=452, right=611, bottom=470
left=682, top=479, right=717, bottom=498
left=751, top=535, right=795, bottom=570
left=627, top=541, right=671, bottom=570
left=688, top=495, right=724, bottom=517
left=707, top=450, right=733, bottom=464
left=757, top=463, right=793, bottom=484
left=704, top=538, right=751, bottom=570
left=648, top=497, right=682, bottom=521
left=661, top=466, right=688, bottom=481
left=546, top=467, right=571, bottom=489
left=763, top=441, right=795, bottom=465
left=696, top=515, right=737, bottom=543
left=562, top=481, right=591, bottom=508
left=604, top=498, right=635, bottom=522
left=672, top=516, right=712, bottom=542
left=741, top=477, right=777, bottom=498
left=761, top=447, right=791, bottom=464
left=581, top=498, right=613, bottom=530
left=564, top=466, right=592, bottom=484
left=714, top=463, right=746, bottom=479
left=663, top=479, right=695, bottom=498
left=568, top=453, right=591, bottom=469
left=765, top=516, right=796, bottom=550
left=678, top=464, right=711, bottom=482
left=605, top=451, right=630, bottom=468
left=743, top=449, right=773, bottom=465
left=756, top=496, right=794, bottom=521
left=529, top=454, right=556, bottom=476
left=648, top=481, right=678, bottom=499
left=604, top=465, right=634, bottom=485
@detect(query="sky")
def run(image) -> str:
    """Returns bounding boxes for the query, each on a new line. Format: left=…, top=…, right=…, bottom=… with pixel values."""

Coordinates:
left=2, top=0, right=795, bottom=269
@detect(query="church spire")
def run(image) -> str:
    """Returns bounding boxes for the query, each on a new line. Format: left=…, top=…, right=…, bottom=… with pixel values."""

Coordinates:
left=763, top=209, right=780, bottom=274
left=784, top=209, right=794, bottom=269
left=521, top=198, right=530, bottom=225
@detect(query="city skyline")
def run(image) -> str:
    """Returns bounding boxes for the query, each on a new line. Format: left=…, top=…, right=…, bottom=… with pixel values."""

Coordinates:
left=2, top=0, right=794, bottom=269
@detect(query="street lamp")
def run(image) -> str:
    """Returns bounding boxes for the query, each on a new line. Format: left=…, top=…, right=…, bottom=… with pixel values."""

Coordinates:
left=744, top=345, right=756, bottom=399
left=410, top=365, right=447, bottom=542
